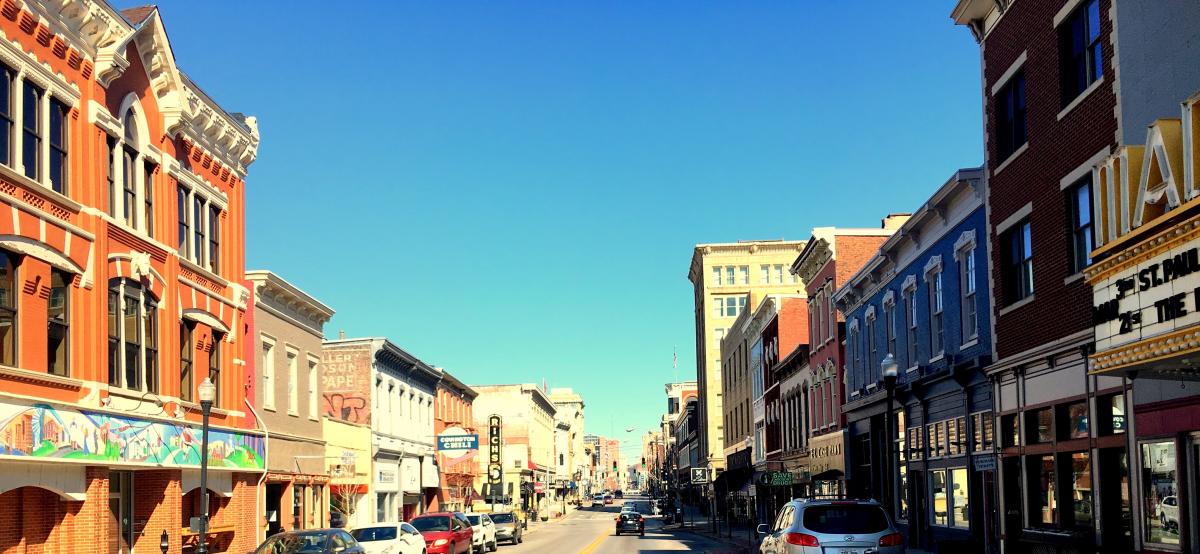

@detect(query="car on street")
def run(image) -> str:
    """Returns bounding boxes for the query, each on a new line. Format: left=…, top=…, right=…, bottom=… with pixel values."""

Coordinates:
left=592, top=494, right=605, bottom=508
left=1157, top=496, right=1181, bottom=532
left=614, top=511, right=645, bottom=536
left=758, top=499, right=905, bottom=554
left=620, top=504, right=637, bottom=514
left=410, top=512, right=475, bottom=554
left=350, top=522, right=425, bottom=554
left=603, top=494, right=614, bottom=505
left=489, top=511, right=523, bottom=545
left=465, top=513, right=498, bottom=552
left=614, top=490, right=623, bottom=498
left=251, top=529, right=366, bottom=554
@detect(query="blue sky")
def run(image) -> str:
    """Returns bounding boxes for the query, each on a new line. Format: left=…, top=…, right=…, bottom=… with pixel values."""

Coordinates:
left=130, top=1, right=982, bottom=455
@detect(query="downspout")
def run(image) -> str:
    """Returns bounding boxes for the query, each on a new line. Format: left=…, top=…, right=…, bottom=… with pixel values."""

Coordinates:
left=246, top=382, right=269, bottom=544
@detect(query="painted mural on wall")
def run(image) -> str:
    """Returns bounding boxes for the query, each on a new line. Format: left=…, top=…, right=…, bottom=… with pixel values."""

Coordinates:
left=321, top=345, right=372, bottom=425
left=0, top=400, right=264, bottom=470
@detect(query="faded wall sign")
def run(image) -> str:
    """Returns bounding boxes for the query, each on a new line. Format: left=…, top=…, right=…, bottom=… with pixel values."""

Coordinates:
left=322, top=345, right=372, bottom=425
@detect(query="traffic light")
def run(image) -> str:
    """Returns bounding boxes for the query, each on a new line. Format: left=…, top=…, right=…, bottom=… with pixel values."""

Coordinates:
left=641, top=457, right=646, bottom=468
left=612, top=460, right=617, bottom=470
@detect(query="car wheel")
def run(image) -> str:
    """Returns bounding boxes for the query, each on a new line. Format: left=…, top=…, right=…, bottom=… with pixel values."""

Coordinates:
left=489, top=541, right=497, bottom=552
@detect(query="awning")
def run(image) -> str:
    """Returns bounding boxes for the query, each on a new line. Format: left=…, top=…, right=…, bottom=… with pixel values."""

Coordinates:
left=811, top=469, right=845, bottom=481
left=714, top=466, right=753, bottom=495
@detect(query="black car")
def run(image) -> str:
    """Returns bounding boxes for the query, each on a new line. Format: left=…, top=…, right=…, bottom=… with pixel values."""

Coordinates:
left=614, top=512, right=644, bottom=536
left=614, top=490, right=624, bottom=498
left=252, top=529, right=365, bottom=554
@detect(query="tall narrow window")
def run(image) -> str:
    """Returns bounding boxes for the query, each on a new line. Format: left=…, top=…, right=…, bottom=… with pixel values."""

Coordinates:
left=287, top=349, right=299, bottom=416
left=995, top=71, right=1027, bottom=162
left=308, top=357, right=319, bottom=419
left=48, top=98, right=68, bottom=194
left=0, top=65, right=12, bottom=166
left=209, top=332, right=222, bottom=408
left=0, top=251, right=16, bottom=366
left=262, top=337, right=276, bottom=411
left=107, top=279, right=157, bottom=392
left=48, top=270, right=69, bottom=376
left=885, top=303, right=897, bottom=358
left=760, top=264, right=770, bottom=284
left=1001, top=220, right=1035, bottom=304
left=711, top=267, right=722, bottom=286
left=122, top=147, right=136, bottom=228
left=930, top=271, right=944, bottom=355
left=726, top=266, right=735, bottom=286
left=107, top=135, right=118, bottom=217
left=122, top=282, right=141, bottom=390
left=21, top=82, right=41, bottom=180
left=177, top=186, right=190, bottom=256
left=180, top=323, right=194, bottom=402
left=774, top=264, right=784, bottom=284
left=107, top=285, right=119, bottom=386
left=1059, top=0, right=1103, bottom=104
left=905, top=289, right=918, bottom=366
left=143, top=163, right=155, bottom=238
left=193, top=197, right=205, bottom=265
left=1068, top=180, right=1094, bottom=273
left=961, top=247, right=978, bottom=340
left=208, top=206, right=220, bottom=272
left=738, top=265, right=748, bottom=285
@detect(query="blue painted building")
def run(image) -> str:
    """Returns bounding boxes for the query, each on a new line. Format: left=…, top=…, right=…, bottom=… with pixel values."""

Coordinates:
left=834, top=168, right=994, bottom=552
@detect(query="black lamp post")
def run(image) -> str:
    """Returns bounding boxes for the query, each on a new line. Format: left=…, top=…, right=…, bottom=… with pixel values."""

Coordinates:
left=160, top=529, right=169, bottom=554
left=197, top=376, right=216, bottom=554
left=881, top=353, right=899, bottom=517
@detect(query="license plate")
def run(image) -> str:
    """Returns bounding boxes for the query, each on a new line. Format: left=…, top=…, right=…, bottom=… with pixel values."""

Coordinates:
left=838, top=550, right=861, bottom=554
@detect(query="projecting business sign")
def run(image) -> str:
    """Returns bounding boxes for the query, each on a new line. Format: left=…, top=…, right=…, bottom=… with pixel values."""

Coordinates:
left=487, top=415, right=503, bottom=492
left=690, top=467, right=709, bottom=484
left=437, top=430, right=479, bottom=454
left=1091, top=239, right=1200, bottom=353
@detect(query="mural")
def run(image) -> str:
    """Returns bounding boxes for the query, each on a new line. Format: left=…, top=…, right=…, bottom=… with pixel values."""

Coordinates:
left=0, top=400, right=264, bottom=470
left=321, top=345, right=372, bottom=425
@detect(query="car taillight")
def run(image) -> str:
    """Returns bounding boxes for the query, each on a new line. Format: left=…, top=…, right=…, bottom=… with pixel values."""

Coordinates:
left=784, top=532, right=820, bottom=546
left=879, top=532, right=904, bottom=547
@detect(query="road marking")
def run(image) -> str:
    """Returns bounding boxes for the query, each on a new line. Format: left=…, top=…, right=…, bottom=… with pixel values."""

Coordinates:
left=576, top=530, right=610, bottom=554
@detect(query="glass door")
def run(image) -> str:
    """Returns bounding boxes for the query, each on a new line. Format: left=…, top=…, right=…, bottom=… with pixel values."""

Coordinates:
left=108, top=471, right=134, bottom=554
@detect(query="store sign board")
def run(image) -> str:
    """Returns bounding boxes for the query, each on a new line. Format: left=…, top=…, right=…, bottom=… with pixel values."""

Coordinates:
left=805, top=431, right=846, bottom=476
left=1091, top=237, right=1200, bottom=352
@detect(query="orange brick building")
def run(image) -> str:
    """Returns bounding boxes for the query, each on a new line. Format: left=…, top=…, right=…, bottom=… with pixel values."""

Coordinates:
left=431, top=370, right=478, bottom=512
left=0, top=3, right=263, bottom=553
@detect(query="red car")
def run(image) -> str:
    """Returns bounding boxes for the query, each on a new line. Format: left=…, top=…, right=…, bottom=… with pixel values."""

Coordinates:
left=410, top=512, right=474, bottom=554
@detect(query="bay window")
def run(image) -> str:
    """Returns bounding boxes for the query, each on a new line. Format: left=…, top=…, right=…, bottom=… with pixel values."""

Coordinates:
left=107, top=278, right=158, bottom=392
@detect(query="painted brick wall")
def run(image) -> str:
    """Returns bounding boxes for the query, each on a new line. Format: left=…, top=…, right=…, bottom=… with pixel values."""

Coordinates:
left=982, top=0, right=1118, bottom=359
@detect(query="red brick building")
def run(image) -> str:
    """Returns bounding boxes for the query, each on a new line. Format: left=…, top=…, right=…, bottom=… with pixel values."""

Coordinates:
left=0, top=2, right=263, bottom=553
left=432, top=370, right=478, bottom=512
left=953, top=1, right=1128, bottom=552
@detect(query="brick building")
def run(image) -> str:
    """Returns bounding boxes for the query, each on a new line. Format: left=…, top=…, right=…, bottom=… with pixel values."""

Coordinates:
left=432, top=370, right=477, bottom=513
left=836, top=169, right=992, bottom=552
left=0, top=2, right=263, bottom=553
left=953, top=0, right=1128, bottom=552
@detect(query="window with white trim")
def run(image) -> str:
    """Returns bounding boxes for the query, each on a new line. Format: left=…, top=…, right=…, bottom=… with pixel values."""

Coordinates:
left=905, top=287, right=918, bottom=367
left=0, top=250, right=16, bottom=367
left=261, top=335, right=276, bottom=411
left=287, top=347, right=299, bottom=416
left=0, top=66, right=76, bottom=195
left=307, top=355, right=319, bottom=420
left=960, top=246, right=978, bottom=341
left=929, top=269, right=944, bottom=356
left=48, top=270, right=69, bottom=376
left=180, top=322, right=195, bottom=403
left=21, top=82, right=40, bottom=182
left=107, top=278, right=158, bottom=393
left=866, top=312, right=878, bottom=376
left=885, top=300, right=896, bottom=359
left=0, top=64, right=11, bottom=166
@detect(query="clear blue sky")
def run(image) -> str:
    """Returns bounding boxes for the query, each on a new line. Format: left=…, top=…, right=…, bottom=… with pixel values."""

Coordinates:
left=129, top=1, right=982, bottom=453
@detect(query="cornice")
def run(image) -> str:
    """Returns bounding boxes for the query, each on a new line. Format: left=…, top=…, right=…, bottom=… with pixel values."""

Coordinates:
left=793, top=238, right=832, bottom=284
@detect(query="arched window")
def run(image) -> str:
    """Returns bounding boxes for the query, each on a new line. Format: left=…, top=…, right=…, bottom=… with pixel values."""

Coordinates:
left=107, top=278, right=158, bottom=392
left=109, top=102, right=156, bottom=238
left=0, top=250, right=16, bottom=366
left=121, top=110, right=138, bottom=229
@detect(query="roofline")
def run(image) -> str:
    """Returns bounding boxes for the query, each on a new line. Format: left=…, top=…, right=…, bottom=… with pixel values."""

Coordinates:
left=246, top=269, right=335, bottom=318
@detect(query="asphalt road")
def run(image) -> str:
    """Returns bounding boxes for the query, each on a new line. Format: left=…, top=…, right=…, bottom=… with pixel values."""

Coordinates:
left=498, top=496, right=740, bottom=554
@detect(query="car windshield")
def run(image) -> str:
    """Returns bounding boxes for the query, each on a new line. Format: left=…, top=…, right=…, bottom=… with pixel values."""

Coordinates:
left=802, top=505, right=890, bottom=534
left=490, top=513, right=514, bottom=523
left=621, top=513, right=640, bottom=520
left=255, top=532, right=330, bottom=554
left=411, top=517, right=450, bottom=532
left=467, top=516, right=481, bottom=525
left=350, top=527, right=397, bottom=542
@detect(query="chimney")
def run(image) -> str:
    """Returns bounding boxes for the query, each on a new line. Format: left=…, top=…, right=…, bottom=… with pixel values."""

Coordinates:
left=338, top=329, right=346, bottom=340
left=881, top=213, right=912, bottom=231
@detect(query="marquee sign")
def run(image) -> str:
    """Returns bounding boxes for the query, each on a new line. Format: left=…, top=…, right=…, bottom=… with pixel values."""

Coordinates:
left=487, top=415, right=503, bottom=498
left=1092, top=239, right=1200, bottom=352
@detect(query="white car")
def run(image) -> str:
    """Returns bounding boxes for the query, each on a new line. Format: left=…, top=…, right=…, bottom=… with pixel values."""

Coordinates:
left=350, top=522, right=425, bottom=554
left=592, top=494, right=605, bottom=508
left=1157, top=496, right=1180, bottom=532
left=465, top=513, right=497, bottom=552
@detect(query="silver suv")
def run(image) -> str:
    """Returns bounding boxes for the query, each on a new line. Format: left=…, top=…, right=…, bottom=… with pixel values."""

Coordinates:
left=758, top=498, right=905, bottom=554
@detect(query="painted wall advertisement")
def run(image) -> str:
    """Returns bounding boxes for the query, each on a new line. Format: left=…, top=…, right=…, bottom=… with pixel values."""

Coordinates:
left=0, top=399, right=264, bottom=470
left=322, top=344, right=373, bottom=425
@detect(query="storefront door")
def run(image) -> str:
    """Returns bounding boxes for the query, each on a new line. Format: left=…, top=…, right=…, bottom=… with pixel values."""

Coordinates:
left=909, top=470, right=925, bottom=548
left=108, top=471, right=135, bottom=554
left=1098, top=447, right=1131, bottom=553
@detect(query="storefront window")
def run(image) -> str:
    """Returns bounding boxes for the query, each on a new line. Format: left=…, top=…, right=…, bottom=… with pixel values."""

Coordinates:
left=898, top=464, right=909, bottom=521
left=973, top=411, right=994, bottom=452
left=1002, top=413, right=1020, bottom=447
left=1070, top=452, right=1093, bottom=529
left=1061, top=402, right=1089, bottom=440
left=1031, top=408, right=1053, bottom=444
left=1029, top=454, right=1057, bottom=527
left=951, top=468, right=969, bottom=529
left=1099, top=393, right=1126, bottom=435
left=1140, top=441, right=1179, bottom=546
left=931, top=469, right=948, bottom=526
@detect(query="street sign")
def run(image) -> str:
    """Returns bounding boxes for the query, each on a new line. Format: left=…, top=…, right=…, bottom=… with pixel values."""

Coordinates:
left=690, top=467, right=708, bottom=484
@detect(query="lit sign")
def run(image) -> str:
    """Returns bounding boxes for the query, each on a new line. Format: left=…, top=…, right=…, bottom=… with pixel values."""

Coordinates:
left=1092, top=238, right=1200, bottom=351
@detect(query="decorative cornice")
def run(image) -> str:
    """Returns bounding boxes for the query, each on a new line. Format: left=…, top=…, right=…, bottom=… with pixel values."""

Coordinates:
left=1086, top=214, right=1200, bottom=284
left=1091, top=325, right=1200, bottom=375
left=864, top=304, right=876, bottom=319
left=882, top=290, right=895, bottom=307
left=902, top=274, right=917, bottom=292
left=793, top=238, right=832, bottom=284
left=923, top=255, right=943, bottom=277
left=954, top=230, right=977, bottom=253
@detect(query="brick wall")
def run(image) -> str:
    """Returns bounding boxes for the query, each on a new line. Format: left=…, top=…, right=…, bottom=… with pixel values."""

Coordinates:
left=982, top=0, right=1118, bottom=359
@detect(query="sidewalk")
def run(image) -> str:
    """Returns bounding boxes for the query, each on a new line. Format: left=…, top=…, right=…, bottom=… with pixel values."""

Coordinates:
left=664, top=503, right=758, bottom=554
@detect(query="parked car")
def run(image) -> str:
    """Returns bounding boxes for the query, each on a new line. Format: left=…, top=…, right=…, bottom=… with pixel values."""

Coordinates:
left=614, top=511, right=645, bottom=536
left=592, top=494, right=605, bottom=508
left=489, top=511, right=523, bottom=545
left=1157, top=496, right=1180, bottom=532
left=758, top=499, right=904, bottom=554
left=350, top=522, right=425, bottom=554
left=410, top=512, right=475, bottom=554
left=603, top=494, right=614, bottom=505
left=465, top=513, right=498, bottom=552
left=614, top=490, right=624, bottom=498
left=251, top=529, right=366, bottom=554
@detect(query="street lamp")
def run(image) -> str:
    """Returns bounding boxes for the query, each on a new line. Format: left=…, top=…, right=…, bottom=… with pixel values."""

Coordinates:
left=159, top=529, right=169, bottom=554
left=197, top=377, right=216, bottom=554
left=880, top=353, right=899, bottom=517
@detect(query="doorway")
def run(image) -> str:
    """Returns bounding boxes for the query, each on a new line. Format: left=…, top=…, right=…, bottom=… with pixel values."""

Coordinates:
left=909, top=470, right=925, bottom=548
left=265, top=483, right=284, bottom=536
left=108, top=471, right=135, bottom=554
left=1098, top=447, right=1132, bottom=553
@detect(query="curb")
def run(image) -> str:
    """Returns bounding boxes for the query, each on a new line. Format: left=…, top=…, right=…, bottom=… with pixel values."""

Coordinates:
left=666, top=524, right=756, bottom=554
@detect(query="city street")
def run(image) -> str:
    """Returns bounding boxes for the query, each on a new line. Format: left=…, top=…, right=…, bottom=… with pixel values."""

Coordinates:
left=506, top=496, right=743, bottom=554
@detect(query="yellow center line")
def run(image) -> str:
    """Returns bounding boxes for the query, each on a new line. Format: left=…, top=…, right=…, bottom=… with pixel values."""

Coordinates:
left=577, top=529, right=610, bottom=554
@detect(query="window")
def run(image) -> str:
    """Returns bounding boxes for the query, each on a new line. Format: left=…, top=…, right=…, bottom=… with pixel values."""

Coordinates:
left=106, top=136, right=117, bottom=217
left=947, top=417, right=961, bottom=456
left=995, top=71, right=1027, bottom=161
left=261, top=337, right=276, bottom=410
left=143, top=162, right=154, bottom=238
left=867, top=314, right=878, bottom=375
left=885, top=302, right=896, bottom=359
left=193, top=196, right=206, bottom=266
left=1030, top=454, right=1057, bottom=527
left=951, top=468, right=970, bottom=529
left=711, top=266, right=722, bottom=286
left=961, top=247, right=978, bottom=340
left=931, top=469, right=948, bottom=525
left=48, top=98, right=68, bottom=194
left=21, top=82, right=40, bottom=181
left=1059, top=0, right=1103, bottom=104
left=1068, top=179, right=1094, bottom=273
left=180, top=323, right=194, bottom=402
left=1029, top=408, right=1053, bottom=444
left=122, top=146, right=136, bottom=228
left=1060, top=401, right=1089, bottom=440
left=47, top=270, right=69, bottom=376
left=287, top=348, right=299, bottom=415
left=737, top=265, right=748, bottom=285
left=1070, top=452, right=1092, bottom=529
left=908, top=427, right=924, bottom=461
left=106, top=279, right=158, bottom=392
left=715, top=295, right=746, bottom=317
left=208, top=205, right=220, bottom=272
left=905, top=289, right=917, bottom=367
left=1002, top=413, right=1021, bottom=448
left=774, top=264, right=784, bottom=284
left=816, top=296, right=824, bottom=343
left=972, top=412, right=994, bottom=452
left=760, top=264, right=769, bottom=284
left=1098, top=393, right=1126, bottom=435
left=0, top=65, right=11, bottom=166
left=308, top=357, right=319, bottom=419
left=176, top=186, right=189, bottom=256
left=929, top=270, right=944, bottom=355
left=209, top=333, right=221, bottom=408
left=1001, top=220, right=1034, bottom=304
left=0, top=251, right=15, bottom=366
left=828, top=287, right=836, bottom=339
left=1140, top=441, right=1178, bottom=545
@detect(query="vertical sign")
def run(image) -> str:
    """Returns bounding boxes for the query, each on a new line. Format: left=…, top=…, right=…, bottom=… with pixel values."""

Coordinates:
left=487, top=415, right=503, bottom=501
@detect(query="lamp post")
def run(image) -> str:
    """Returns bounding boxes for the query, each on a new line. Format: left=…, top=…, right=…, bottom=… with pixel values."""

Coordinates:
left=160, top=529, right=169, bottom=554
left=197, top=377, right=216, bottom=554
left=880, top=353, right=899, bottom=517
